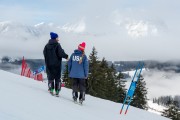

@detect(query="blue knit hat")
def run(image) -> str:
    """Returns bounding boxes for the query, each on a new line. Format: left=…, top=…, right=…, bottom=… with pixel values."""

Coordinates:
left=50, top=32, right=58, bottom=39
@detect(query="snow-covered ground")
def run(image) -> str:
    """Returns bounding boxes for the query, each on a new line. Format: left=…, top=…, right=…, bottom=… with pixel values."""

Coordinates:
left=0, top=70, right=169, bottom=120
left=147, top=101, right=167, bottom=115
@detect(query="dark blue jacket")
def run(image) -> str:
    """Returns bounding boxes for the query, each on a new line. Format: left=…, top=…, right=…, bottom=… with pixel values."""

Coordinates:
left=43, top=39, right=68, bottom=79
left=68, top=50, right=89, bottom=79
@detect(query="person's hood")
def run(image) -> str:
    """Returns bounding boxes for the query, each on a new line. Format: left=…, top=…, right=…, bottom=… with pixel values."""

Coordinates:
left=74, top=49, right=83, bottom=55
left=46, top=39, right=58, bottom=49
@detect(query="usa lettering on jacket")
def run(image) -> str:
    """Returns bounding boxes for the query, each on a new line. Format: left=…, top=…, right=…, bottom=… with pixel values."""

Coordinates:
left=72, top=56, right=82, bottom=61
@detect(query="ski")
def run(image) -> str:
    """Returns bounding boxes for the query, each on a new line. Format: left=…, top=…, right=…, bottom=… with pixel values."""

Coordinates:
left=120, top=62, right=144, bottom=115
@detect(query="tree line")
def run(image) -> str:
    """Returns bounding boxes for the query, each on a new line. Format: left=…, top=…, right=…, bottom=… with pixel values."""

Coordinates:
left=155, top=96, right=180, bottom=120
left=153, top=96, right=180, bottom=108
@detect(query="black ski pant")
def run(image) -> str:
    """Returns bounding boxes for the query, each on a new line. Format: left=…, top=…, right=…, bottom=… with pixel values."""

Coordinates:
left=48, top=78, right=61, bottom=92
left=72, top=78, right=86, bottom=100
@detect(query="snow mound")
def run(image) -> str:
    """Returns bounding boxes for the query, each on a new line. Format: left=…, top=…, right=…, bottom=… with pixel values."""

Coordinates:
left=0, top=70, right=169, bottom=120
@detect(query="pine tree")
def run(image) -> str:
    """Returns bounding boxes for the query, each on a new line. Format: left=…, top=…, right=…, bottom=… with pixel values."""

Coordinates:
left=116, top=72, right=126, bottom=103
left=130, top=75, right=148, bottom=110
left=106, top=64, right=119, bottom=102
left=107, top=64, right=126, bottom=103
left=92, top=58, right=120, bottom=102
left=167, top=96, right=173, bottom=106
left=87, top=47, right=100, bottom=95
left=62, top=63, right=72, bottom=89
left=95, top=58, right=109, bottom=99
left=87, top=46, right=127, bottom=103
left=162, top=100, right=180, bottom=120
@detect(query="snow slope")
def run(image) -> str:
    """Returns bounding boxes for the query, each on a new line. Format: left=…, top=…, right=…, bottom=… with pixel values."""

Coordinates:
left=147, top=101, right=167, bottom=115
left=0, top=70, right=169, bottom=120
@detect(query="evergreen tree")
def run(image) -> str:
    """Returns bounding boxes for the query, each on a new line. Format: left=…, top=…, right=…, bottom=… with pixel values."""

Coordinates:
left=92, top=58, right=121, bottom=102
left=130, top=75, right=148, bottom=110
left=107, top=64, right=126, bottom=103
left=106, top=64, right=119, bottom=102
left=162, top=100, right=180, bottom=120
left=95, top=58, right=109, bottom=99
left=167, top=96, right=173, bottom=106
left=62, top=63, right=72, bottom=89
left=1, top=56, right=11, bottom=63
left=116, top=72, right=126, bottom=103
left=87, top=47, right=100, bottom=95
left=86, top=46, right=127, bottom=103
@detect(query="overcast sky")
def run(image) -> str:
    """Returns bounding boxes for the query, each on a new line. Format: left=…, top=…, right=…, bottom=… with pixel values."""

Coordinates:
left=0, top=0, right=180, bottom=61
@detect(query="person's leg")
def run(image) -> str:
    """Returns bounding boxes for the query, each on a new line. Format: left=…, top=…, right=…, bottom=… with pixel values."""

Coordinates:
left=79, top=79, right=86, bottom=101
left=48, top=80, right=54, bottom=93
left=48, top=75, right=54, bottom=93
left=55, top=79, right=61, bottom=95
left=72, top=78, right=78, bottom=100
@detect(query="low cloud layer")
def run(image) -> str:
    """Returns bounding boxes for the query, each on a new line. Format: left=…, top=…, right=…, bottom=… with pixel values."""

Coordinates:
left=143, top=69, right=180, bottom=99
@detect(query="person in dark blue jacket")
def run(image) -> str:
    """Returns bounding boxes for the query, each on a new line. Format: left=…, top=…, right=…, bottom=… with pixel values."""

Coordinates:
left=68, top=42, right=89, bottom=103
left=43, top=32, right=68, bottom=96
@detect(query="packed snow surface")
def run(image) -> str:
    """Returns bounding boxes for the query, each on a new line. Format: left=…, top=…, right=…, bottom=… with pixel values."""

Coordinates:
left=0, top=70, right=169, bottom=120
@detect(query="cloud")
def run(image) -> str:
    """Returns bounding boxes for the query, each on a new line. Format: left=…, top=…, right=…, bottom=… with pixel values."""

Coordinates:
left=125, top=20, right=158, bottom=38
left=142, top=69, right=180, bottom=99
left=61, top=18, right=86, bottom=33
left=111, top=10, right=159, bottom=38
left=0, top=0, right=180, bottom=61
left=0, top=21, right=90, bottom=59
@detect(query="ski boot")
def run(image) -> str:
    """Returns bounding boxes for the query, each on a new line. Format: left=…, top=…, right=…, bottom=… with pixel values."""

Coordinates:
left=79, top=98, right=85, bottom=105
left=55, top=90, right=60, bottom=97
left=73, top=97, right=78, bottom=103
left=79, top=92, right=85, bottom=105
left=50, top=89, right=54, bottom=96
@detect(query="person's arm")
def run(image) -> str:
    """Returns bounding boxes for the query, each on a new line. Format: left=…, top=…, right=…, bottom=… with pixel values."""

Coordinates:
left=83, top=55, right=89, bottom=78
left=43, top=45, right=47, bottom=65
left=57, top=43, right=68, bottom=59
left=68, top=54, right=73, bottom=73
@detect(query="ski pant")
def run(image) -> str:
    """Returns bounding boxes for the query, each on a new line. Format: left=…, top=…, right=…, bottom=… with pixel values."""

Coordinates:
left=48, top=78, right=61, bottom=92
left=72, top=78, right=86, bottom=100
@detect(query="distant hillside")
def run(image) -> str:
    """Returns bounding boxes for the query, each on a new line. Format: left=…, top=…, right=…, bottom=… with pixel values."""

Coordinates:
left=0, top=57, right=66, bottom=74
left=114, top=60, right=180, bottom=73
left=1, top=56, right=180, bottom=75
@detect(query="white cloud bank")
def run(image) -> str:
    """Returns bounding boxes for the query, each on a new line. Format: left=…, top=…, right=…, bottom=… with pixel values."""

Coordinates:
left=143, top=69, right=180, bottom=99
left=61, top=19, right=86, bottom=33
left=0, top=0, right=180, bottom=61
left=125, top=20, right=158, bottom=38
left=111, top=10, right=159, bottom=38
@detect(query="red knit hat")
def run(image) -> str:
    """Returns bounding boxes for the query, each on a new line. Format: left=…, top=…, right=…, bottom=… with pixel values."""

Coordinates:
left=78, top=42, right=86, bottom=51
